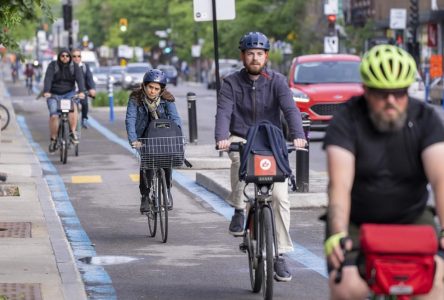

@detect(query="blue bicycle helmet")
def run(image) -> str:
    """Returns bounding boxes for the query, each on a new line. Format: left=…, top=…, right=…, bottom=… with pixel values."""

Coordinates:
left=143, top=69, right=167, bottom=86
left=239, top=32, right=270, bottom=51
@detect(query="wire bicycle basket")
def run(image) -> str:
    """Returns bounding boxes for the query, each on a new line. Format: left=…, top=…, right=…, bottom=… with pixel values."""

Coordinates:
left=138, top=136, right=185, bottom=169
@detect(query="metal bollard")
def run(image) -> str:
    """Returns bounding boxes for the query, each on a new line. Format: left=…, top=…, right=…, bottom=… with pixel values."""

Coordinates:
left=108, top=76, right=114, bottom=123
left=187, top=92, right=198, bottom=144
left=295, top=113, right=310, bottom=193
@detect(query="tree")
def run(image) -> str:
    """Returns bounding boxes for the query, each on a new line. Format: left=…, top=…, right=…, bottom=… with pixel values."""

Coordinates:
left=0, top=0, right=53, bottom=52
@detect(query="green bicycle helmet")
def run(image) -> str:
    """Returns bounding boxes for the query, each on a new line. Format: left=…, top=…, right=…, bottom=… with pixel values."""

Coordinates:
left=360, top=44, right=417, bottom=89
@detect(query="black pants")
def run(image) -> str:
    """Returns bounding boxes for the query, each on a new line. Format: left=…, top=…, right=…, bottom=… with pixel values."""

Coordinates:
left=139, top=168, right=172, bottom=196
left=80, top=98, right=88, bottom=120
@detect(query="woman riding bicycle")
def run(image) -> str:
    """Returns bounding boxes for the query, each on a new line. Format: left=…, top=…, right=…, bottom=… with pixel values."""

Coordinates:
left=323, top=45, right=444, bottom=299
left=125, top=69, right=182, bottom=214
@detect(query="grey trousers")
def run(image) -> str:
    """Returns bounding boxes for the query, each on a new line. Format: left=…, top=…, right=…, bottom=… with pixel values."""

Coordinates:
left=227, top=135, right=294, bottom=253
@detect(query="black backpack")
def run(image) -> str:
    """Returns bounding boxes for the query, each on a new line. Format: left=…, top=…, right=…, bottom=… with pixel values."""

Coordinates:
left=239, top=121, right=292, bottom=184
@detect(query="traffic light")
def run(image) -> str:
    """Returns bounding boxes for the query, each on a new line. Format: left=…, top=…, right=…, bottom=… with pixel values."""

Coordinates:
left=62, top=4, right=72, bottom=31
left=163, top=46, right=172, bottom=54
left=327, top=14, right=336, bottom=36
left=119, top=18, right=128, bottom=32
left=409, top=0, right=419, bottom=30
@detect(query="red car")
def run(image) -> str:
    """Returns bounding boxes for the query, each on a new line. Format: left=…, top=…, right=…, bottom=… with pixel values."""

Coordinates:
left=287, top=54, right=363, bottom=131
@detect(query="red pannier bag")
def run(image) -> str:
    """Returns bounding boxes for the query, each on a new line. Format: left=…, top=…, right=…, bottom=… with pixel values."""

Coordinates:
left=360, top=224, right=438, bottom=296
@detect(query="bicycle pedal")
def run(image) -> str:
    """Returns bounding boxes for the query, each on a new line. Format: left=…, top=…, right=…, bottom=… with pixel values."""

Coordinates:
left=239, top=242, right=248, bottom=253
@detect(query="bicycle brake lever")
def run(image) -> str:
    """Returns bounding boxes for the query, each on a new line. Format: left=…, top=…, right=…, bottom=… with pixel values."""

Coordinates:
left=334, top=237, right=351, bottom=284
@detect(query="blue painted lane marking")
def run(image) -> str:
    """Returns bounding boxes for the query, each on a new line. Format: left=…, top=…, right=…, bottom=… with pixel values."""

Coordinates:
left=17, top=115, right=117, bottom=300
left=88, top=116, right=328, bottom=278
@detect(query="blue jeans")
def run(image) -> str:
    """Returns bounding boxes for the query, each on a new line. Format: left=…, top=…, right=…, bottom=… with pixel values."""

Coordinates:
left=46, top=91, right=76, bottom=116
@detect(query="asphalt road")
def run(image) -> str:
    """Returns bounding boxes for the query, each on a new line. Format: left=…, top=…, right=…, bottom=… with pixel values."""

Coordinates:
left=7, top=79, right=328, bottom=300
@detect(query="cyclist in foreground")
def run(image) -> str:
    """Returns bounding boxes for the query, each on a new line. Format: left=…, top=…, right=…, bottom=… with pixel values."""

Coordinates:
left=215, top=31, right=306, bottom=282
left=125, top=69, right=181, bottom=214
left=71, top=48, right=96, bottom=129
left=323, top=44, right=444, bottom=299
left=43, top=49, right=85, bottom=153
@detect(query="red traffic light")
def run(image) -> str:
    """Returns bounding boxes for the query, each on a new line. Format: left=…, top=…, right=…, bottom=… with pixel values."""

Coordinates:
left=327, top=14, right=336, bottom=23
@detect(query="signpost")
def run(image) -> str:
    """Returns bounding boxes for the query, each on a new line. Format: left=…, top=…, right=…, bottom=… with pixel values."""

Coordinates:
left=193, top=0, right=235, bottom=91
left=389, top=9, right=407, bottom=29
left=324, top=36, right=339, bottom=54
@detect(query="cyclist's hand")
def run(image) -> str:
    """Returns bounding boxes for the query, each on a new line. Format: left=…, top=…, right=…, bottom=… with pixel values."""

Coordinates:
left=216, top=139, right=230, bottom=151
left=88, top=89, right=96, bottom=98
left=293, top=138, right=307, bottom=148
left=325, top=232, right=351, bottom=269
left=132, top=141, right=142, bottom=148
left=78, top=92, right=85, bottom=100
left=43, top=92, right=51, bottom=98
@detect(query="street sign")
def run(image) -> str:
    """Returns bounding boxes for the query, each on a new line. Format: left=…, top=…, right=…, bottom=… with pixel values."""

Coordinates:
left=324, top=0, right=338, bottom=15
left=428, top=23, right=438, bottom=47
left=390, top=9, right=407, bottom=29
left=430, top=54, right=442, bottom=78
left=191, top=45, right=201, bottom=58
left=193, top=0, right=235, bottom=22
left=324, top=36, right=338, bottom=54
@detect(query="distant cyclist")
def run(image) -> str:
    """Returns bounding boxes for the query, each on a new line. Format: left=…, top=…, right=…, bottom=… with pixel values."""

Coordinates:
left=215, top=31, right=306, bottom=282
left=323, top=44, right=444, bottom=299
left=71, top=48, right=96, bottom=129
left=125, top=69, right=181, bottom=214
left=43, top=49, right=85, bottom=153
left=24, top=63, right=34, bottom=91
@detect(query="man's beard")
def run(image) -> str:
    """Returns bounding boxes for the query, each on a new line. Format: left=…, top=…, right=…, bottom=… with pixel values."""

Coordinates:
left=245, top=61, right=264, bottom=75
left=369, top=106, right=407, bottom=133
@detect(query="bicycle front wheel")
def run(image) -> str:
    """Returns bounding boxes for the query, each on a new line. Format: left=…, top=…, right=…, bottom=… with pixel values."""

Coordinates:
left=60, top=120, right=69, bottom=164
left=261, top=206, right=274, bottom=300
left=247, top=208, right=262, bottom=293
left=158, top=169, right=169, bottom=243
left=0, top=104, right=10, bottom=131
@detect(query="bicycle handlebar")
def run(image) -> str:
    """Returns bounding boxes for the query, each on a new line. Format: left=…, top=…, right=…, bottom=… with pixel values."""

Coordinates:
left=216, top=142, right=307, bottom=153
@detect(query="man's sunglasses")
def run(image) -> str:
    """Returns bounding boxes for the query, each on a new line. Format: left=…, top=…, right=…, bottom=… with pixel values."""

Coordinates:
left=368, top=88, right=408, bottom=100
left=60, top=54, right=70, bottom=58
left=72, top=55, right=81, bottom=58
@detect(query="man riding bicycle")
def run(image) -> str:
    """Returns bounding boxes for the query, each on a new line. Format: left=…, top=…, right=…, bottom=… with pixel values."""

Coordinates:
left=215, top=31, right=306, bottom=282
left=43, top=49, right=85, bottom=153
left=323, top=44, right=444, bottom=300
left=125, top=69, right=181, bottom=214
left=71, top=48, right=96, bottom=129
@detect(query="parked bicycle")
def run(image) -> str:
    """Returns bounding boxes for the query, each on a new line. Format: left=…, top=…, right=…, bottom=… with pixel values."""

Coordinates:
left=0, top=103, right=10, bottom=131
left=136, top=119, right=186, bottom=243
left=222, top=142, right=303, bottom=300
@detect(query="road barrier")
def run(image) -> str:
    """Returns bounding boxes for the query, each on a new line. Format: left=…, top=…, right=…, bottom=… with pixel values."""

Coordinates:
left=187, top=92, right=198, bottom=144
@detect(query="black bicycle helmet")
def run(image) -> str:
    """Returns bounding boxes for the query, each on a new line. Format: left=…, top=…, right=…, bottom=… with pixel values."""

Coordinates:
left=239, top=32, right=270, bottom=51
left=143, top=69, right=167, bottom=86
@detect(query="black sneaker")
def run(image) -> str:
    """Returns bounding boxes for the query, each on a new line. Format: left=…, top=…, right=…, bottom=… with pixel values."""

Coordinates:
left=82, top=118, right=88, bottom=129
left=167, top=189, right=173, bottom=210
left=140, top=195, right=149, bottom=214
left=229, top=209, right=244, bottom=237
left=274, top=256, right=292, bottom=282
left=70, top=132, right=79, bottom=144
left=48, top=138, right=57, bottom=154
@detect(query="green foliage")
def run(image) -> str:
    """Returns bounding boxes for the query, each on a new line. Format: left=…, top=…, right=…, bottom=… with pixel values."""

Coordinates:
left=93, top=90, right=130, bottom=107
left=0, top=0, right=54, bottom=52
left=344, top=20, right=376, bottom=55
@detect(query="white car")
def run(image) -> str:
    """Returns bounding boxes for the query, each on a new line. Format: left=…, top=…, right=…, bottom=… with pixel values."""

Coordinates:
left=122, top=63, right=152, bottom=90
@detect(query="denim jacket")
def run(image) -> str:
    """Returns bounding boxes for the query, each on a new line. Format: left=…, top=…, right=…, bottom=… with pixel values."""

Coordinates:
left=125, top=90, right=182, bottom=144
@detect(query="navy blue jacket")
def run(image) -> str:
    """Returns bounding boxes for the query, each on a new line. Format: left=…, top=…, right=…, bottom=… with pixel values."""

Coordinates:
left=215, top=67, right=304, bottom=141
left=125, top=89, right=182, bottom=144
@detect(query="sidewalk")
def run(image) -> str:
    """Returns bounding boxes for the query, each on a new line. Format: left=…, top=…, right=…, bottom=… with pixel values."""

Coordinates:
left=0, top=80, right=87, bottom=299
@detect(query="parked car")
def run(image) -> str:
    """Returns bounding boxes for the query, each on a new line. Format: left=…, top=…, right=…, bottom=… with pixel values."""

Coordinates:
left=287, top=54, right=363, bottom=132
left=122, top=62, right=152, bottom=90
left=109, top=66, right=124, bottom=86
left=92, top=66, right=110, bottom=89
left=207, top=59, right=243, bottom=89
left=157, top=64, right=178, bottom=86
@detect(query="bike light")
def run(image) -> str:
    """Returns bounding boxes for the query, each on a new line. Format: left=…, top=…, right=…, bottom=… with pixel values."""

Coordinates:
left=124, top=75, right=132, bottom=82
left=291, top=88, right=310, bottom=103
left=260, top=185, right=269, bottom=194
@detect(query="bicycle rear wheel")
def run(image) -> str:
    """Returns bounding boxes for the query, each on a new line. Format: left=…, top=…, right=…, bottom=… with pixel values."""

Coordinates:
left=60, top=120, right=69, bottom=164
left=0, top=103, right=10, bottom=131
left=246, top=208, right=262, bottom=293
left=261, top=206, right=274, bottom=300
left=158, top=169, right=168, bottom=243
left=146, top=195, right=157, bottom=237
